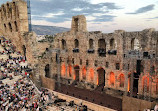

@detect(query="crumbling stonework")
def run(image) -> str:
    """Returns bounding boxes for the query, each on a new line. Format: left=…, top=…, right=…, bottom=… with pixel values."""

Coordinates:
left=38, top=15, right=158, bottom=99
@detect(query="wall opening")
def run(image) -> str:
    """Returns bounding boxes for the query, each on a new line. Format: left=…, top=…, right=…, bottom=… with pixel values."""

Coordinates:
left=128, top=74, right=131, bottom=92
left=45, top=64, right=50, bottom=78
left=110, top=38, right=115, bottom=50
left=74, top=65, right=80, bottom=81
left=67, top=65, right=72, bottom=77
left=131, top=38, right=140, bottom=50
left=89, top=39, right=94, bottom=49
left=118, top=74, right=124, bottom=87
left=97, top=68, right=105, bottom=86
left=61, top=39, right=66, bottom=50
left=89, top=68, right=94, bottom=82
left=8, top=22, right=12, bottom=32
left=61, top=63, right=66, bottom=77
left=110, top=72, right=115, bottom=86
left=74, top=39, right=79, bottom=48
left=143, top=76, right=149, bottom=93
left=4, top=24, right=6, bottom=32
left=14, top=21, right=18, bottom=32
left=22, top=45, right=26, bottom=60
left=82, top=67, right=86, bottom=80
left=98, top=39, right=106, bottom=49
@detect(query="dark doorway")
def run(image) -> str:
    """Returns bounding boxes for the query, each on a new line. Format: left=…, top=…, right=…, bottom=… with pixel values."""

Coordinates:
left=133, top=60, right=141, bottom=94
left=22, top=45, right=26, bottom=60
left=45, top=64, right=50, bottom=78
left=74, top=66, right=80, bottom=81
left=97, top=68, right=105, bottom=86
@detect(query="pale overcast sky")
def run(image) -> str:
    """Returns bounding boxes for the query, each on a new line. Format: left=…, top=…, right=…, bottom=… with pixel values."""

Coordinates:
left=0, top=0, right=158, bottom=33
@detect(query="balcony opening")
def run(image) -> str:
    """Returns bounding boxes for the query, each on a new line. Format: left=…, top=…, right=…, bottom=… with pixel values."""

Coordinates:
left=110, top=38, right=115, bottom=50
left=98, top=39, right=106, bottom=57
left=61, top=39, right=66, bottom=50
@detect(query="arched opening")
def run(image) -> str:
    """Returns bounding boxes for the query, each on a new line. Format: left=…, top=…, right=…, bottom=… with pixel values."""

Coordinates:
left=45, top=64, right=50, bottom=78
left=97, top=68, right=105, bottom=86
left=89, top=68, right=94, bottom=82
left=74, top=65, right=80, bottom=81
left=74, top=39, right=79, bottom=48
left=61, top=63, right=66, bottom=77
left=8, top=22, right=12, bottom=32
left=4, top=24, right=6, bottom=32
left=13, top=2, right=16, bottom=16
left=98, top=39, right=106, bottom=49
left=143, top=76, right=149, bottom=93
left=61, top=39, right=66, bottom=50
left=110, top=38, right=115, bottom=50
left=156, top=40, right=158, bottom=57
left=98, top=39, right=106, bottom=57
left=131, top=38, right=140, bottom=50
left=118, top=74, right=125, bottom=87
left=7, top=3, right=10, bottom=18
left=22, top=45, right=26, bottom=60
left=3, top=5, right=6, bottom=17
left=67, top=65, right=72, bottom=77
left=74, top=18, right=79, bottom=32
left=89, top=39, right=94, bottom=49
left=110, top=72, right=115, bottom=86
left=156, top=78, right=158, bottom=94
left=128, top=73, right=131, bottom=92
left=14, top=21, right=18, bottom=32
left=82, top=67, right=86, bottom=80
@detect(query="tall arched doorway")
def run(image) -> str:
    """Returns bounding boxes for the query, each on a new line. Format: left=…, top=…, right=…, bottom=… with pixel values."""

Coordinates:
left=97, top=68, right=105, bottom=86
left=45, top=64, right=50, bottom=78
left=74, top=65, right=80, bottom=81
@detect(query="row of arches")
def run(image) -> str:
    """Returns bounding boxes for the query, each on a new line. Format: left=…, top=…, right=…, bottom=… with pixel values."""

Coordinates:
left=4, top=21, right=18, bottom=32
left=1, top=2, right=17, bottom=20
left=61, top=38, right=116, bottom=50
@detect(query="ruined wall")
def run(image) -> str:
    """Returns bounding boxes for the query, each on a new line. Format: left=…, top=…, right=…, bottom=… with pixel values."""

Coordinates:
left=0, top=0, right=28, bottom=53
left=43, top=15, right=158, bottom=98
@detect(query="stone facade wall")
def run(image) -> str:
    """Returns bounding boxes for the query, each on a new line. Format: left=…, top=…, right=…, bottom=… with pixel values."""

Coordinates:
left=41, top=15, right=158, bottom=98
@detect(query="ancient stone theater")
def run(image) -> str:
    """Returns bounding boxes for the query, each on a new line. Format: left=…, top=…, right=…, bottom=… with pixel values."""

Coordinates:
left=0, top=0, right=157, bottom=111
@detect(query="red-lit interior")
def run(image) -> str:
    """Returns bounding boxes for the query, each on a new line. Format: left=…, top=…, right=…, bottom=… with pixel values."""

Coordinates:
left=156, top=78, right=158, bottom=94
left=110, top=72, right=115, bottom=86
left=143, top=76, right=149, bottom=92
left=67, top=65, right=72, bottom=77
left=82, top=67, right=86, bottom=79
left=118, top=74, right=125, bottom=87
left=89, top=68, right=94, bottom=81
left=128, top=73, right=131, bottom=92
left=61, top=63, right=66, bottom=76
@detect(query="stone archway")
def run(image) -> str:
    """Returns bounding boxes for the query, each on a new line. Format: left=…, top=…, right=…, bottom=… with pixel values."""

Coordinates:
left=97, top=68, right=105, bottom=86
left=74, top=65, right=80, bottom=81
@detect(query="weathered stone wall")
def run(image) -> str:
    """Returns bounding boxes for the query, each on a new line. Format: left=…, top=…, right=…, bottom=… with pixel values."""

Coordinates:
left=44, top=15, right=158, bottom=98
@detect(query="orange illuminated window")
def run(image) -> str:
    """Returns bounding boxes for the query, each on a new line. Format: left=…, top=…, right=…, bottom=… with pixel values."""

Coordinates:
left=67, top=65, right=72, bottom=77
left=82, top=67, right=86, bottom=80
left=118, top=74, right=124, bottom=87
left=89, top=68, right=94, bottom=81
left=143, top=76, right=149, bottom=92
left=110, top=72, right=115, bottom=86
left=61, top=63, right=66, bottom=76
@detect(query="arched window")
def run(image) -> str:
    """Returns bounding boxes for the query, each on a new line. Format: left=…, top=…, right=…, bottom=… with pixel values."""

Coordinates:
left=8, top=22, right=12, bottom=32
left=82, top=67, right=86, bottom=80
left=131, top=38, right=140, bottom=50
left=110, top=38, right=115, bottom=50
left=3, top=5, right=6, bottom=17
left=110, top=72, right=115, bottom=86
left=4, top=24, right=6, bottom=32
left=118, top=74, right=125, bottom=87
left=61, top=63, right=66, bottom=76
left=89, top=39, right=94, bottom=49
left=143, top=76, right=149, bottom=93
left=74, top=39, right=79, bottom=48
left=98, top=39, right=106, bottom=49
left=7, top=3, right=10, bottom=18
left=67, top=65, right=72, bottom=77
left=14, top=21, right=18, bottom=32
left=45, top=64, right=50, bottom=78
left=89, top=68, right=94, bottom=82
left=61, top=39, right=66, bottom=50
